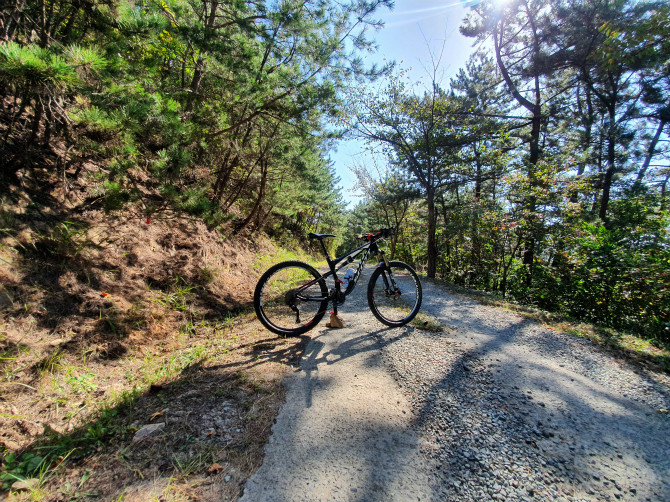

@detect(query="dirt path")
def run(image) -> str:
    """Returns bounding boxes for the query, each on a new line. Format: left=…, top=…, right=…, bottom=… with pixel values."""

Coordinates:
left=241, top=272, right=670, bottom=501
left=240, top=272, right=435, bottom=501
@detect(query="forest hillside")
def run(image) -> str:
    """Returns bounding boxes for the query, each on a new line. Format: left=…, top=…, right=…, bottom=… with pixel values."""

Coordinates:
left=1, top=0, right=670, bottom=498
left=0, top=166, right=321, bottom=499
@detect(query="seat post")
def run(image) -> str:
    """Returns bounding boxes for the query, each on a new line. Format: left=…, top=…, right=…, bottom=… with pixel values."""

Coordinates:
left=319, top=239, right=332, bottom=265
left=315, top=237, right=338, bottom=315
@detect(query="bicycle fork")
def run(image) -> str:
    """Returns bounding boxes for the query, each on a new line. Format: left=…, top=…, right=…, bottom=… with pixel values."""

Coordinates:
left=377, top=250, right=400, bottom=296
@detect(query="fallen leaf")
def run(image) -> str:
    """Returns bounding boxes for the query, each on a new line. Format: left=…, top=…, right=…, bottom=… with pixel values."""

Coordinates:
left=208, top=463, right=224, bottom=474
left=150, top=411, right=164, bottom=421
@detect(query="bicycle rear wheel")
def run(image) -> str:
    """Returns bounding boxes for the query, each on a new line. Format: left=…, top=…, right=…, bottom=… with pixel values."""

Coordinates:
left=367, top=261, right=422, bottom=327
left=254, top=261, right=329, bottom=336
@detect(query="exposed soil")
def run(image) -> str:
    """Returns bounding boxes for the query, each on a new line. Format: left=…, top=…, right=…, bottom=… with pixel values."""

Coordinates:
left=0, top=169, right=307, bottom=500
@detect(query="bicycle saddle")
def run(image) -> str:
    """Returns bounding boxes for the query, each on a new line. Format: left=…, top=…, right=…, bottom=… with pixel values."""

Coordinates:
left=308, top=232, right=336, bottom=240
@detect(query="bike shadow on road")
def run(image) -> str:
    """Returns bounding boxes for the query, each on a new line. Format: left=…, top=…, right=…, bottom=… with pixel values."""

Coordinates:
left=298, top=323, right=415, bottom=409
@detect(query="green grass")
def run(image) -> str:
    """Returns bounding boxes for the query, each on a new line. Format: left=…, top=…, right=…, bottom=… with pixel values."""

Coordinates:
left=36, top=349, right=65, bottom=376
left=152, top=276, right=197, bottom=312
left=410, top=312, right=445, bottom=332
left=253, top=244, right=325, bottom=273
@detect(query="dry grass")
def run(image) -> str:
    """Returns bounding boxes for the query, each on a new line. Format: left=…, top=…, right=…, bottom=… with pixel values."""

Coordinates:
left=0, top=170, right=310, bottom=500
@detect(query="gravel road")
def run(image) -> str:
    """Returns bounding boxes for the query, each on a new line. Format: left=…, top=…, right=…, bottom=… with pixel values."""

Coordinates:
left=241, top=270, right=670, bottom=501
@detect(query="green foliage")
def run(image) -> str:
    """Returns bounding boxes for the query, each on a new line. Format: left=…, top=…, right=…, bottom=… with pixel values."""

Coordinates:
left=539, top=199, right=670, bottom=341
left=352, top=0, right=670, bottom=344
left=0, top=42, right=78, bottom=88
left=1, top=0, right=388, bottom=235
left=0, top=451, right=47, bottom=490
left=69, top=106, right=121, bottom=137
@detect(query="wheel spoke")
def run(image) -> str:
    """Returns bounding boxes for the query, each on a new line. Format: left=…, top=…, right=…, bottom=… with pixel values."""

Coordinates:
left=254, top=262, right=328, bottom=335
left=368, top=262, right=422, bottom=326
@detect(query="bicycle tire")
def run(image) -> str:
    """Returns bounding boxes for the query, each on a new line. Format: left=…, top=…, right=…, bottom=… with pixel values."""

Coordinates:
left=367, top=261, right=422, bottom=327
left=254, top=261, right=329, bottom=336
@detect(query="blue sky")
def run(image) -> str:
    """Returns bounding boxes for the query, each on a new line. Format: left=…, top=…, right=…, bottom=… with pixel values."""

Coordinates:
left=330, top=0, right=478, bottom=206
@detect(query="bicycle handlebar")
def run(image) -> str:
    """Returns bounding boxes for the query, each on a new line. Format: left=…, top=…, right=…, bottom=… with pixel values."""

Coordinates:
left=359, top=227, right=395, bottom=242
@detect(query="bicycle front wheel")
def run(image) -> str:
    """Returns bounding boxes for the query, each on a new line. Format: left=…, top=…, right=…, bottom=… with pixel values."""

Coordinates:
left=254, top=261, right=329, bottom=336
left=367, top=261, right=422, bottom=327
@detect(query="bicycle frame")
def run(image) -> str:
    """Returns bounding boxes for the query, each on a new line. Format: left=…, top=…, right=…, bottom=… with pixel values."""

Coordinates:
left=296, top=237, right=392, bottom=315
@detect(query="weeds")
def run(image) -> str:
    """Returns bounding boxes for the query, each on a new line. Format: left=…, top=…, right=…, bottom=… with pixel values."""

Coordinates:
left=64, top=368, right=98, bottom=395
left=172, top=451, right=212, bottom=478
left=36, top=349, right=65, bottom=376
left=35, top=221, right=90, bottom=259
left=153, top=276, right=197, bottom=312
left=198, top=267, right=216, bottom=284
left=139, top=345, right=208, bottom=387
left=410, top=312, right=445, bottom=332
left=59, top=470, right=93, bottom=499
left=0, top=448, right=73, bottom=495
left=253, top=245, right=324, bottom=273
left=1, top=452, right=46, bottom=490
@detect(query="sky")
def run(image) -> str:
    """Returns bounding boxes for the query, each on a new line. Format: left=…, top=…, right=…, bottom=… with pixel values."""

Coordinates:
left=330, top=0, right=479, bottom=207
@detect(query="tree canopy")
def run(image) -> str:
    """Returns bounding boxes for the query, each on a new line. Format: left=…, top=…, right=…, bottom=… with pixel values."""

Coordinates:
left=1, top=0, right=393, bottom=241
left=349, top=0, right=669, bottom=343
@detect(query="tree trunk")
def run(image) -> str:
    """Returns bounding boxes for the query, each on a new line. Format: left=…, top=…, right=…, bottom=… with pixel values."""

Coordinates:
left=235, top=161, right=267, bottom=234
left=599, top=109, right=617, bottom=221
left=633, top=117, right=667, bottom=190
left=185, top=0, right=218, bottom=113
left=426, top=189, right=437, bottom=278
left=474, top=145, right=482, bottom=200
left=494, top=16, right=542, bottom=288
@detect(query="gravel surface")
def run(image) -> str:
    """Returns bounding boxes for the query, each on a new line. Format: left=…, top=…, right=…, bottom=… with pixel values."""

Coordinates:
left=241, top=270, right=670, bottom=501
left=377, top=278, right=670, bottom=502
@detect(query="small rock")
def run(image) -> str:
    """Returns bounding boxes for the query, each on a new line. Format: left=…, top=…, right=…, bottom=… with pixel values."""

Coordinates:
left=11, top=479, right=39, bottom=491
left=132, top=423, right=166, bottom=442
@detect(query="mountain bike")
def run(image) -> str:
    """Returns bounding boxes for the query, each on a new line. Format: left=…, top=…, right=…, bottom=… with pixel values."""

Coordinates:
left=253, top=227, right=422, bottom=336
